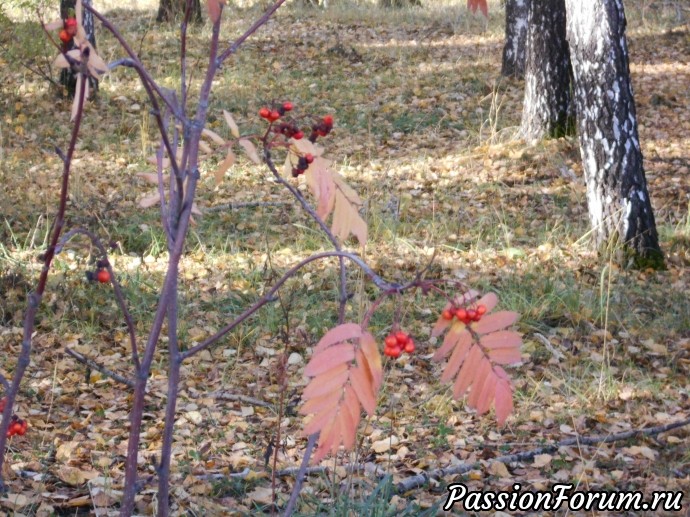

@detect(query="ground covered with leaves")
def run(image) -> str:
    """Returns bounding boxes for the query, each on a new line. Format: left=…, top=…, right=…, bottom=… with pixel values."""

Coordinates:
left=0, top=0, right=689, bottom=515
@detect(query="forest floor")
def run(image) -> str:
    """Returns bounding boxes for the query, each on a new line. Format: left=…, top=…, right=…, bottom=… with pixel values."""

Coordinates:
left=0, top=0, right=689, bottom=515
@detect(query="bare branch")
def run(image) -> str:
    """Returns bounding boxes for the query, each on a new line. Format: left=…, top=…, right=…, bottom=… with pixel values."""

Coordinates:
left=65, top=348, right=135, bottom=388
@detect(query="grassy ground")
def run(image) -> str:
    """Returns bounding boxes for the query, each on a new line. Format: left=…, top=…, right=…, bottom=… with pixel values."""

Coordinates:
left=0, top=0, right=689, bottom=515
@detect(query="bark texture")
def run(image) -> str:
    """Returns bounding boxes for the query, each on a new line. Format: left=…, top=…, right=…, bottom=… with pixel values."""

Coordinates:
left=520, top=0, right=573, bottom=140
left=501, top=0, right=529, bottom=77
left=157, top=0, right=202, bottom=23
left=565, top=0, right=663, bottom=266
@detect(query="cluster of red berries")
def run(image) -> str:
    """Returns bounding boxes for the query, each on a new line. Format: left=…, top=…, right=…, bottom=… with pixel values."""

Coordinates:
left=291, top=153, right=314, bottom=177
left=259, top=101, right=294, bottom=123
left=59, top=17, right=77, bottom=45
left=6, top=416, right=28, bottom=438
left=0, top=398, right=28, bottom=438
left=383, top=330, right=416, bottom=358
left=441, top=304, right=487, bottom=324
left=309, top=115, right=334, bottom=143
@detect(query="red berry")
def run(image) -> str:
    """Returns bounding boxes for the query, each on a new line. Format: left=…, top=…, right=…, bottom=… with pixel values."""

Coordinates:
left=322, top=115, right=334, bottom=126
left=388, top=346, right=402, bottom=359
left=96, top=269, right=110, bottom=284
left=404, top=340, right=415, bottom=353
left=65, top=18, right=77, bottom=28
left=466, top=309, right=477, bottom=321
left=59, top=29, right=71, bottom=43
left=455, top=308, right=467, bottom=321
left=282, top=101, right=293, bottom=112
left=384, top=335, right=397, bottom=348
left=395, top=331, right=408, bottom=345
left=259, top=107, right=271, bottom=119
left=477, top=304, right=487, bottom=316
left=442, top=309, right=453, bottom=321
left=292, top=130, right=304, bottom=140
left=304, top=153, right=314, bottom=164
left=268, top=110, right=281, bottom=122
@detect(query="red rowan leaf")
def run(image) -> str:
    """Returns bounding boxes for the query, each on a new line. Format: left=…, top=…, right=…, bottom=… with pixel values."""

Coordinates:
left=303, top=405, right=339, bottom=437
left=475, top=373, right=497, bottom=415
left=488, top=346, right=522, bottom=364
left=342, top=386, right=361, bottom=434
left=467, top=0, right=488, bottom=17
left=467, top=356, right=491, bottom=408
left=473, top=311, right=519, bottom=335
left=313, top=323, right=362, bottom=354
left=304, top=343, right=355, bottom=376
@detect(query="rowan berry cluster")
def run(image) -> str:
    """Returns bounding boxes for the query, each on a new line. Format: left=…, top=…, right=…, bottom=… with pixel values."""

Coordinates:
left=309, top=115, right=333, bottom=143
left=291, top=153, right=314, bottom=177
left=383, top=330, right=415, bottom=358
left=0, top=398, right=28, bottom=438
left=441, top=304, right=487, bottom=324
left=59, top=16, right=77, bottom=45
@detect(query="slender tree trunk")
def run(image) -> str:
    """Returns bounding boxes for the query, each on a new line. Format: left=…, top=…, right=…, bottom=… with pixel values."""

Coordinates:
left=565, top=0, right=663, bottom=267
left=157, top=0, right=202, bottom=23
left=501, top=0, right=529, bottom=78
left=520, top=0, right=573, bottom=140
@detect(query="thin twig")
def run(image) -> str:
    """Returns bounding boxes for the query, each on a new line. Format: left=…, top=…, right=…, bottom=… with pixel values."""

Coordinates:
left=283, top=432, right=318, bottom=517
left=65, top=348, right=135, bottom=388
left=204, top=201, right=291, bottom=213
left=394, top=417, right=690, bottom=493
left=0, top=374, right=9, bottom=392
left=203, top=391, right=272, bottom=409
left=56, top=227, right=140, bottom=371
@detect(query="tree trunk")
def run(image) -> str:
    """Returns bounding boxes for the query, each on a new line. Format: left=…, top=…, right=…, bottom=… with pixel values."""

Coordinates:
left=501, top=0, right=529, bottom=78
left=157, top=0, right=202, bottom=23
left=520, top=0, right=573, bottom=140
left=565, top=0, right=663, bottom=267
left=60, top=0, right=97, bottom=95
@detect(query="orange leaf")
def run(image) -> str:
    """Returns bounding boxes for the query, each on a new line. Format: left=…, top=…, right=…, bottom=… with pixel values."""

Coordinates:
left=303, top=405, right=339, bottom=436
left=440, top=330, right=472, bottom=383
left=305, top=157, right=336, bottom=219
left=452, top=345, right=481, bottom=399
left=304, top=343, right=355, bottom=377
left=467, top=0, right=488, bottom=17
left=302, top=364, right=350, bottom=400
left=349, top=365, right=376, bottom=415
left=475, top=374, right=497, bottom=415
left=313, top=323, right=362, bottom=354
left=299, top=388, right=343, bottom=416
left=494, top=369, right=513, bottom=425
left=467, top=356, right=491, bottom=409
left=479, top=330, right=522, bottom=350
left=358, top=332, right=383, bottom=391
left=433, top=321, right=469, bottom=362
left=473, top=311, right=519, bottom=335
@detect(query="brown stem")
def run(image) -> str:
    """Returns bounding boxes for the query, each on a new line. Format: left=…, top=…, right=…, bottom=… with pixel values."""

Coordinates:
left=282, top=433, right=318, bottom=517
left=0, top=72, right=87, bottom=494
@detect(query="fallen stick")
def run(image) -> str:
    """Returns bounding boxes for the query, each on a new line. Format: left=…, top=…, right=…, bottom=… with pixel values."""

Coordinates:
left=394, top=416, right=690, bottom=493
left=65, top=348, right=134, bottom=388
